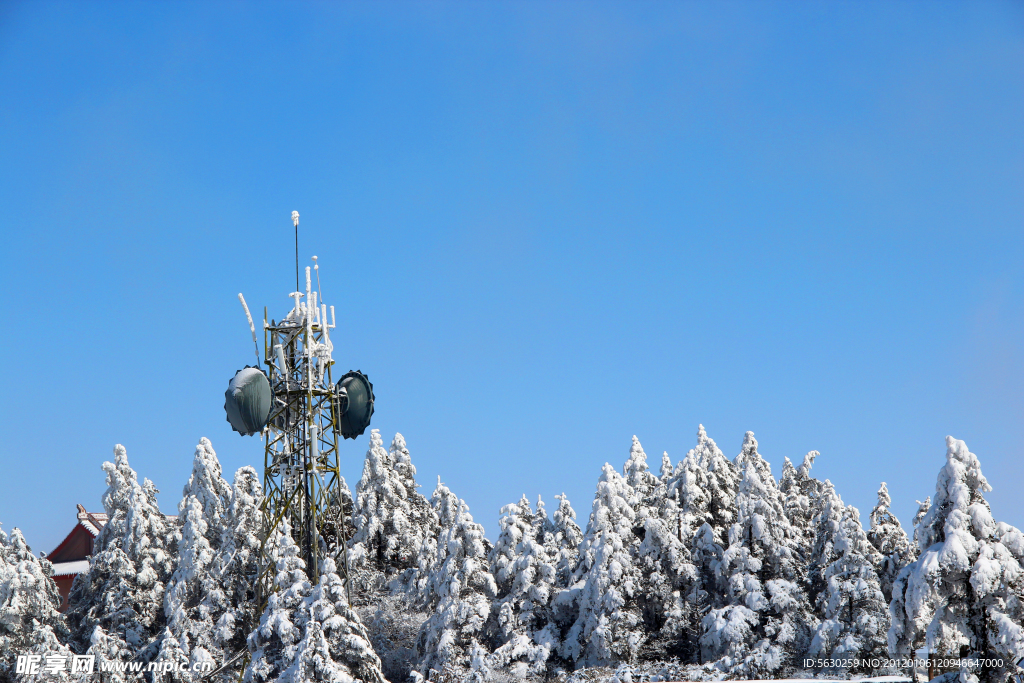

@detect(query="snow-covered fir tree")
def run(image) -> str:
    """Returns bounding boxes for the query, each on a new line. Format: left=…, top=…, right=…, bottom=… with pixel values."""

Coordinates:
left=158, top=438, right=235, bottom=679
left=415, top=480, right=497, bottom=681
left=912, top=496, right=931, bottom=551
left=486, top=495, right=559, bottom=677
left=634, top=500, right=699, bottom=663
left=351, top=431, right=438, bottom=580
left=659, top=452, right=673, bottom=482
left=244, top=520, right=385, bottom=683
left=867, top=482, right=915, bottom=605
left=702, top=432, right=813, bottom=677
left=691, top=425, right=740, bottom=549
left=65, top=444, right=178, bottom=667
left=889, top=436, right=1024, bottom=683
left=407, top=476, right=461, bottom=606
left=548, top=494, right=583, bottom=589
left=560, top=463, right=643, bottom=669
left=623, top=436, right=660, bottom=524
left=211, top=465, right=265, bottom=668
left=779, top=450, right=822, bottom=571
left=806, top=481, right=888, bottom=674
left=0, top=525, right=78, bottom=682
left=664, top=431, right=719, bottom=632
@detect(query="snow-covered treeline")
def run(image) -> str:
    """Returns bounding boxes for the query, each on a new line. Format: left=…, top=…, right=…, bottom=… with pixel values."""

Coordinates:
left=0, top=427, right=1021, bottom=683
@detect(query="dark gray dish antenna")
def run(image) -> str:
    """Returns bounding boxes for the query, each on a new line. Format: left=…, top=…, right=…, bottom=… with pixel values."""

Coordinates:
left=224, top=366, right=273, bottom=436
left=335, top=370, right=374, bottom=439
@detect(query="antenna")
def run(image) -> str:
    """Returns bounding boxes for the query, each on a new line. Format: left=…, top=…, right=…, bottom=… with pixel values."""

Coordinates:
left=237, top=293, right=261, bottom=367
left=291, top=210, right=300, bottom=293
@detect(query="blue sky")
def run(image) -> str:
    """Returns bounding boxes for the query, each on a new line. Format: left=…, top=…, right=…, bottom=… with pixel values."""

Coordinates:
left=1, top=1, right=1021, bottom=554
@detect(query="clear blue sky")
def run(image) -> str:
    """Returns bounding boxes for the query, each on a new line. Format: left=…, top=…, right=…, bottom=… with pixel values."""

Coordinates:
left=1, top=1, right=1021, bottom=555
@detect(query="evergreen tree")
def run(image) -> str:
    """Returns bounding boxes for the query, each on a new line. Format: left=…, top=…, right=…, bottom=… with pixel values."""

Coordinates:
left=415, top=481, right=497, bottom=681
left=406, top=477, right=459, bottom=606
left=533, top=496, right=553, bottom=549
left=889, top=437, right=1024, bottom=683
left=702, top=432, right=812, bottom=677
left=211, top=466, right=264, bottom=666
left=0, top=526, right=77, bottom=682
left=159, top=438, right=234, bottom=679
left=560, top=463, right=643, bottom=668
left=623, top=436, right=660, bottom=524
left=549, top=494, right=583, bottom=589
left=867, top=482, right=915, bottom=605
left=660, top=452, right=673, bottom=482
left=912, top=496, right=931, bottom=551
left=486, top=496, right=559, bottom=677
left=635, top=507, right=699, bottom=663
left=665, top=435, right=718, bottom=624
left=351, top=431, right=436, bottom=579
left=779, top=451, right=822, bottom=570
left=244, top=521, right=386, bottom=683
left=66, top=444, right=177, bottom=666
left=807, top=482, right=888, bottom=674
left=692, top=425, right=739, bottom=548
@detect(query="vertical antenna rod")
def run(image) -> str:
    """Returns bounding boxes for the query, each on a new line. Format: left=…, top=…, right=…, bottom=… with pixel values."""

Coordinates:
left=292, top=210, right=300, bottom=293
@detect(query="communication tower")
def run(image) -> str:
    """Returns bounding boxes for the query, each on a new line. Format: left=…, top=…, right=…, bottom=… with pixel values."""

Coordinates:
left=225, top=210, right=374, bottom=607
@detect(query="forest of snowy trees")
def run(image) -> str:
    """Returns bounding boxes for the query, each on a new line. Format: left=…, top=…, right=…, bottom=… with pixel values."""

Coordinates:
left=1, top=427, right=1022, bottom=683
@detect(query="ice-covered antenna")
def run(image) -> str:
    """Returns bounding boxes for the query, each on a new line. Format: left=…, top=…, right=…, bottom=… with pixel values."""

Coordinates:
left=238, top=293, right=261, bottom=366
left=292, top=210, right=300, bottom=293
left=274, top=343, right=289, bottom=377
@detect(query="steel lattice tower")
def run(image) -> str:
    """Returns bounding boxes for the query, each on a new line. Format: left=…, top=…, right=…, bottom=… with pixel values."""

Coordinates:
left=257, top=262, right=351, bottom=603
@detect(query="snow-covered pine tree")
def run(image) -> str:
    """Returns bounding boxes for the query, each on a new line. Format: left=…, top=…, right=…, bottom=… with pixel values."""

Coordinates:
left=701, top=432, right=813, bottom=677
left=486, top=495, right=559, bottom=678
left=351, top=430, right=436, bottom=580
left=635, top=502, right=699, bottom=663
left=65, top=444, right=177, bottom=667
left=623, top=436, right=661, bottom=525
left=664, top=432, right=719, bottom=626
left=534, top=496, right=553, bottom=548
left=0, top=526, right=78, bottom=682
left=889, top=437, right=1024, bottom=683
left=390, top=433, right=439, bottom=555
left=660, top=452, right=673, bottom=482
left=560, top=463, right=644, bottom=669
left=691, top=425, right=739, bottom=549
left=779, top=450, right=822, bottom=572
left=158, top=438, right=234, bottom=679
left=244, top=520, right=386, bottom=683
left=490, top=496, right=536, bottom=598
left=243, top=518, right=310, bottom=682
left=867, top=482, right=915, bottom=605
left=549, top=494, right=583, bottom=589
left=211, top=466, right=264, bottom=668
left=806, top=481, right=888, bottom=674
left=286, top=557, right=386, bottom=683
left=912, top=496, right=931, bottom=551
left=415, top=481, right=497, bottom=681
left=407, top=476, right=461, bottom=607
